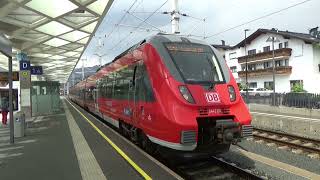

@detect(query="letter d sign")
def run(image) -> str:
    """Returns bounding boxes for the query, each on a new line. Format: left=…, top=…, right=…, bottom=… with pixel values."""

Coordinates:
left=19, top=61, right=30, bottom=71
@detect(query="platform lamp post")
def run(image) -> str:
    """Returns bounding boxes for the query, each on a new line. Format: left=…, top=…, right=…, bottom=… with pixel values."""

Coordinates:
left=266, top=35, right=280, bottom=106
left=244, top=29, right=250, bottom=103
left=81, top=58, right=85, bottom=81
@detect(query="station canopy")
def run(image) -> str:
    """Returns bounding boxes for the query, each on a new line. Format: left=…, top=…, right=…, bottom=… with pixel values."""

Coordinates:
left=0, top=0, right=113, bottom=82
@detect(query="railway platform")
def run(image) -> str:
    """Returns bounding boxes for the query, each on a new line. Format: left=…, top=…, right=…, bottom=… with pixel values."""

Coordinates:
left=0, top=97, right=182, bottom=180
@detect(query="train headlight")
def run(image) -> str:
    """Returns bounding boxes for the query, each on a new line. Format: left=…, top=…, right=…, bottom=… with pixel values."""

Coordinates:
left=179, top=86, right=195, bottom=104
left=228, top=85, right=236, bottom=102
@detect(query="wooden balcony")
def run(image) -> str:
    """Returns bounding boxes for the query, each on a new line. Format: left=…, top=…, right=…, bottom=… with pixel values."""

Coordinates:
left=238, top=48, right=292, bottom=64
left=238, top=66, right=292, bottom=78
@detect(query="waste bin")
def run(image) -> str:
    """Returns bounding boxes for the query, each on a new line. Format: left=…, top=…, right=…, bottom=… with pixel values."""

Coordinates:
left=13, top=111, right=25, bottom=138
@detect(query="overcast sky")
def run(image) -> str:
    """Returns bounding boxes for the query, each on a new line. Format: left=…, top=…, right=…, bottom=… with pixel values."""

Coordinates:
left=77, top=0, right=319, bottom=68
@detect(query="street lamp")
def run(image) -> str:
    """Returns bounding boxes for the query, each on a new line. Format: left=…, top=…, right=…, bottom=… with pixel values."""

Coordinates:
left=266, top=35, right=280, bottom=105
left=244, top=29, right=250, bottom=103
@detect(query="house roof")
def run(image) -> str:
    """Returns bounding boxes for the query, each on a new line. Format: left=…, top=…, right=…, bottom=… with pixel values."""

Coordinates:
left=211, top=44, right=233, bottom=50
left=235, top=28, right=320, bottom=48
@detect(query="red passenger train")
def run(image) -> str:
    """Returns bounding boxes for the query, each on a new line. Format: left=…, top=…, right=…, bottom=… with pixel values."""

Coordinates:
left=69, top=34, right=252, bottom=157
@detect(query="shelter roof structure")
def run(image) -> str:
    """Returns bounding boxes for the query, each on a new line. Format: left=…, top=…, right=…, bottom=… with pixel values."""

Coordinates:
left=0, top=0, right=113, bottom=82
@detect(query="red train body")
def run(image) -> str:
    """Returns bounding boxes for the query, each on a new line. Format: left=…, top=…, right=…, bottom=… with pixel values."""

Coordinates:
left=69, top=34, right=252, bottom=157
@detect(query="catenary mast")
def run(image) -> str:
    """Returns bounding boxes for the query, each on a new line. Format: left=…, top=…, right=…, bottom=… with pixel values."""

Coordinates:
left=171, top=0, right=180, bottom=34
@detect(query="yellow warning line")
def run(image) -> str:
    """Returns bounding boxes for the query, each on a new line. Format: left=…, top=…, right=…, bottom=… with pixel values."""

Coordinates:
left=66, top=99, right=152, bottom=180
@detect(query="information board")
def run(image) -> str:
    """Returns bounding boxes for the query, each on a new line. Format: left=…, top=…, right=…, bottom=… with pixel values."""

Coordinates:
left=0, top=72, right=19, bottom=81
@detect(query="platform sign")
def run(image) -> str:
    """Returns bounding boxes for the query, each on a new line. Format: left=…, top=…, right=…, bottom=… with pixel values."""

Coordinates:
left=30, top=66, right=43, bottom=75
left=21, top=71, right=29, bottom=79
left=19, top=61, right=30, bottom=71
left=0, top=72, right=19, bottom=81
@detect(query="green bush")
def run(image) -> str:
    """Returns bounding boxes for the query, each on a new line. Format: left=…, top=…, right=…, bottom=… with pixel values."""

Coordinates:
left=292, top=84, right=305, bottom=93
left=238, top=83, right=247, bottom=91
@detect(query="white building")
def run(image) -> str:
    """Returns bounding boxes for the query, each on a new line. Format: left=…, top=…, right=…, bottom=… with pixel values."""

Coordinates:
left=213, top=28, right=320, bottom=93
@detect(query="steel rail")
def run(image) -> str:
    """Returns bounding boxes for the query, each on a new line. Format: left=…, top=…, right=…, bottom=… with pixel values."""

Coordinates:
left=211, top=156, right=263, bottom=180
left=174, top=157, right=263, bottom=180
left=253, top=128, right=320, bottom=154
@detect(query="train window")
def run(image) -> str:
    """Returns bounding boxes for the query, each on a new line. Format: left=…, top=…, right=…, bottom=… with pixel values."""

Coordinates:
left=98, top=76, right=105, bottom=98
left=106, top=66, right=135, bottom=100
left=97, top=80, right=103, bottom=98
left=103, top=77, right=108, bottom=98
left=134, top=64, right=154, bottom=102
left=114, top=78, right=123, bottom=99
left=165, top=43, right=224, bottom=84
left=107, top=73, right=115, bottom=98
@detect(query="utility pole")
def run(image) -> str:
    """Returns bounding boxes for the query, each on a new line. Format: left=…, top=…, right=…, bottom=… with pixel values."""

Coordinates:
left=171, top=0, right=180, bottom=34
left=8, top=56, right=14, bottom=144
left=272, top=38, right=275, bottom=105
left=81, top=58, right=85, bottom=80
left=94, top=53, right=107, bottom=67
left=244, top=29, right=250, bottom=103
left=267, top=34, right=279, bottom=106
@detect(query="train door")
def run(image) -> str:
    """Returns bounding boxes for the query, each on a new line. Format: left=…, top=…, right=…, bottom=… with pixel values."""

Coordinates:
left=127, top=65, right=136, bottom=122
left=133, top=62, right=152, bottom=125
left=128, top=61, right=155, bottom=127
left=93, top=88, right=99, bottom=115
left=132, top=63, right=144, bottom=125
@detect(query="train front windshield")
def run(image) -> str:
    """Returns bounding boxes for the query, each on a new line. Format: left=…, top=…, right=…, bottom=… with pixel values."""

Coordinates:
left=165, top=43, right=225, bottom=84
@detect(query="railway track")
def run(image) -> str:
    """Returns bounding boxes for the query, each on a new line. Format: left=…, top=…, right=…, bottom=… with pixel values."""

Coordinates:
left=74, top=102, right=263, bottom=180
left=252, top=128, right=320, bottom=158
left=172, top=156, right=263, bottom=180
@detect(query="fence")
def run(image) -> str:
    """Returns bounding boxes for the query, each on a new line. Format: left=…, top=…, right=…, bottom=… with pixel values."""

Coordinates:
left=241, top=92, right=320, bottom=109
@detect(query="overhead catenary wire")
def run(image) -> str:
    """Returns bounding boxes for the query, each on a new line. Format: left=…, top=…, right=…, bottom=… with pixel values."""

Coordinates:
left=204, top=0, right=313, bottom=39
left=92, top=0, right=144, bottom=61
left=104, top=0, right=149, bottom=53
left=120, top=6, right=208, bottom=47
left=185, top=18, right=206, bottom=38
left=113, top=21, right=172, bottom=58
left=126, top=11, right=166, bottom=33
left=131, top=0, right=144, bottom=13
left=178, top=12, right=205, bottom=22
left=109, top=0, right=168, bottom=51
left=130, top=11, right=163, bottom=14
left=118, top=21, right=172, bottom=51
left=91, top=0, right=138, bottom=57
left=115, top=23, right=161, bottom=32
left=104, top=0, right=138, bottom=41
left=124, top=31, right=156, bottom=49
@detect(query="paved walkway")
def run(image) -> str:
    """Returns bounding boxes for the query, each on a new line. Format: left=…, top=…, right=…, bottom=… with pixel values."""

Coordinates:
left=0, top=98, right=181, bottom=180
left=0, top=108, right=82, bottom=180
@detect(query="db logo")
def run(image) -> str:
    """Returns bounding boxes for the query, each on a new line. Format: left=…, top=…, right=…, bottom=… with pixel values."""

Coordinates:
left=205, top=92, right=220, bottom=103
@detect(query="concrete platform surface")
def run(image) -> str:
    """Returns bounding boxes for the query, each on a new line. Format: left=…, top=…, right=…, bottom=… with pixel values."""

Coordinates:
left=0, top=109, right=82, bottom=180
left=65, top=98, right=181, bottom=180
left=0, top=98, right=181, bottom=180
